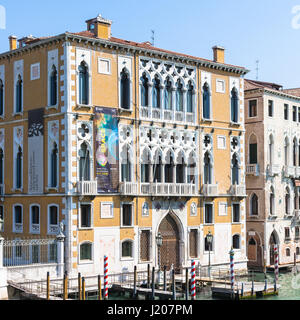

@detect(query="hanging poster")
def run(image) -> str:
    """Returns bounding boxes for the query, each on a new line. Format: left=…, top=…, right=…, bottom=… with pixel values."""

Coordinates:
left=28, top=108, right=44, bottom=194
left=94, top=107, right=119, bottom=193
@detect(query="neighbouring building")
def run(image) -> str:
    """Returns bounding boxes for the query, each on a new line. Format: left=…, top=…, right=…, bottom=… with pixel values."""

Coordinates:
left=0, top=14, right=249, bottom=277
left=245, top=79, right=300, bottom=271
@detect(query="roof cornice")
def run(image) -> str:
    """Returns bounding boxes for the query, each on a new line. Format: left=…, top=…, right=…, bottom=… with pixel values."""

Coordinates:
left=245, top=87, right=300, bottom=102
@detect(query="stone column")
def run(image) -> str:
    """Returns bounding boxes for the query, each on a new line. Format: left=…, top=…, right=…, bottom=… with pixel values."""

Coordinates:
left=57, top=228, right=65, bottom=279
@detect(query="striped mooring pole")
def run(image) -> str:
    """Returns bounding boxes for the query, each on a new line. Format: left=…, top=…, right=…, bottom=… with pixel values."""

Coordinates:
left=274, top=244, right=279, bottom=282
left=229, top=248, right=235, bottom=289
left=104, top=255, right=109, bottom=300
left=191, top=260, right=196, bottom=300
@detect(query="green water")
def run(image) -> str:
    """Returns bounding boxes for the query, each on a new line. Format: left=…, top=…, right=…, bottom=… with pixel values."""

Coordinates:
left=87, top=271, right=300, bottom=300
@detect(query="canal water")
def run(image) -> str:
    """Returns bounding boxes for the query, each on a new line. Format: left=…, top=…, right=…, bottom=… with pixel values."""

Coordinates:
left=88, top=270, right=300, bottom=300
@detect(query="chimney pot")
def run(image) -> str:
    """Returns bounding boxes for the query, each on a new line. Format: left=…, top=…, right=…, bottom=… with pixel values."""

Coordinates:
left=9, top=35, right=17, bottom=51
left=86, top=14, right=112, bottom=40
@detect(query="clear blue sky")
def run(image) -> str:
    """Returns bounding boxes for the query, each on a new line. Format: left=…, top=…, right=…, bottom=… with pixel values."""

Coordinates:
left=0, top=0, right=300, bottom=88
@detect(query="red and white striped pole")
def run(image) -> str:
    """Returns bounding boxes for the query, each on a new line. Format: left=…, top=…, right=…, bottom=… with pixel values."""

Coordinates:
left=230, top=248, right=235, bottom=289
left=274, top=244, right=279, bottom=281
left=191, top=260, right=196, bottom=300
left=104, top=255, right=108, bottom=300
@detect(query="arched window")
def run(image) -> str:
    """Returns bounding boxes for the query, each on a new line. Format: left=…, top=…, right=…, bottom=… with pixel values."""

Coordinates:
left=16, top=146, right=22, bottom=189
left=176, top=79, right=183, bottom=112
left=78, top=62, right=89, bottom=105
left=122, top=240, right=133, bottom=258
left=120, top=68, right=130, bottom=109
left=285, top=187, right=290, bottom=215
left=121, top=144, right=132, bottom=182
left=152, top=76, right=161, bottom=108
left=16, top=75, right=23, bottom=113
left=141, top=149, right=150, bottom=183
left=284, top=137, right=289, bottom=166
left=165, top=152, right=174, bottom=183
left=0, top=79, right=4, bottom=116
left=231, top=153, right=239, bottom=185
left=49, top=205, right=58, bottom=228
left=176, top=153, right=185, bottom=183
left=204, top=152, right=212, bottom=184
left=250, top=193, right=258, bottom=215
left=153, top=155, right=162, bottom=183
left=50, top=65, right=57, bottom=106
left=79, top=142, right=90, bottom=181
left=203, top=82, right=210, bottom=119
left=50, top=142, right=58, bottom=188
left=0, top=148, right=3, bottom=186
left=141, top=73, right=149, bottom=107
left=187, top=81, right=194, bottom=113
left=31, top=205, right=40, bottom=228
left=296, top=247, right=300, bottom=255
left=187, top=152, right=196, bottom=184
left=249, top=134, right=258, bottom=164
left=270, top=186, right=275, bottom=215
left=164, top=78, right=172, bottom=110
left=249, top=237, right=256, bottom=246
left=293, top=138, right=297, bottom=166
left=231, top=87, right=239, bottom=123
left=286, top=248, right=291, bottom=257
left=269, top=135, right=274, bottom=166
left=80, top=242, right=92, bottom=261
left=233, top=234, right=241, bottom=249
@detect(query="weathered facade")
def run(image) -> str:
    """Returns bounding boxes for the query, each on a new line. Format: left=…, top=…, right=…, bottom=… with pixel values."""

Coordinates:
left=0, top=15, right=249, bottom=276
left=245, top=79, right=300, bottom=270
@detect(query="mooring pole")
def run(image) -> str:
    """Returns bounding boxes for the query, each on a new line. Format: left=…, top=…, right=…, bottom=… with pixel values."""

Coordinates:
left=133, top=266, right=137, bottom=299
left=78, top=273, right=82, bottom=300
left=294, top=253, right=297, bottom=267
left=172, top=269, right=176, bottom=300
left=151, top=267, right=155, bottom=300
left=82, top=277, right=86, bottom=301
left=185, top=267, right=189, bottom=300
left=163, top=266, right=167, bottom=291
left=46, top=272, right=50, bottom=301
left=147, top=264, right=151, bottom=289
left=98, top=275, right=102, bottom=301
left=191, top=260, right=196, bottom=300
left=63, top=271, right=68, bottom=300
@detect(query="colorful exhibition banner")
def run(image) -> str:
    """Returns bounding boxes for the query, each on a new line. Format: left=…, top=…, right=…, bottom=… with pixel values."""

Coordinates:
left=94, top=106, right=119, bottom=193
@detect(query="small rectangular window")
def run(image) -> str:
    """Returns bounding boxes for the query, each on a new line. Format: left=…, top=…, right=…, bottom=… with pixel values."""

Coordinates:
left=232, top=203, right=240, bottom=223
left=80, top=204, right=91, bottom=228
left=122, top=203, right=133, bottom=227
left=285, top=227, right=290, bottom=239
left=140, top=230, right=150, bottom=262
left=204, top=203, right=213, bottom=224
left=249, top=100, right=257, bottom=117
left=293, top=106, right=297, bottom=122
left=268, top=100, right=273, bottom=117
left=31, top=63, right=40, bottom=80
left=189, top=229, right=198, bottom=258
left=98, top=58, right=111, bottom=75
left=284, top=104, right=289, bottom=120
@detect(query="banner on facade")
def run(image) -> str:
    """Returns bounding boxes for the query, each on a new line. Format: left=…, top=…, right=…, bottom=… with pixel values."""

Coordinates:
left=94, top=107, right=119, bottom=193
left=28, top=108, right=44, bottom=194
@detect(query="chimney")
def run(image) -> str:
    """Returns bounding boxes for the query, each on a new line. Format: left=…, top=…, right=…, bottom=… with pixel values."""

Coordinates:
left=212, top=46, right=225, bottom=64
left=9, top=35, right=17, bottom=51
left=86, top=14, right=112, bottom=40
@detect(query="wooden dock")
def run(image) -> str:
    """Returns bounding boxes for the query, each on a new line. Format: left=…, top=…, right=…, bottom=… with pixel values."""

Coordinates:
left=211, top=282, right=280, bottom=300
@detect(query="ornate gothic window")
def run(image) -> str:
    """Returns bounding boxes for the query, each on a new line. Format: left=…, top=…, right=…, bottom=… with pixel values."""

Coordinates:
left=78, top=62, right=89, bottom=105
left=16, top=75, right=23, bottom=113
left=50, top=65, right=58, bottom=106
left=250, top=194, right=258, bottom=216
left=202, top=82, right=210, bottom=119
left=231, top=153, right=239, bottom=185
left=50, top=142, right=58, bottom=188
left=187, top=81, right=194, bottom=113
left=231, top=87, right=239, bottom=123
left=16, top=146, right=22, bottom=189
left=204, top=152, right=212, bottom=184
left=141, top=73, right=149, bottom=107
left=164, top=78, right=172, bottom=110
left=120, top=68, right=130, bottom=109
left=152, top=76, right=161, bottom=108
left=79, top=142, right=90, bottom=181
left=176, top=79, right=183, bottom=112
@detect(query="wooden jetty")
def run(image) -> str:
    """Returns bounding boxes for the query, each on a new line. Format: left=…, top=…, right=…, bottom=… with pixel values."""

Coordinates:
left=211, top=282, right=280, bottom=300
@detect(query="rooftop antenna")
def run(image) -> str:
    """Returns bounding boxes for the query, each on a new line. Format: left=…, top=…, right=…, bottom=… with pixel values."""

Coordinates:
left=256, top=60, right=259, bottom=81
left=151, top=30, right=155, bottom=46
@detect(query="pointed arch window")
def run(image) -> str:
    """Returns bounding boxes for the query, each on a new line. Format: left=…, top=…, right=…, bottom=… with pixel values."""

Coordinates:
left=250, top=194, right=258, bottom=216
left=16, top=75, right=23, bottom=113
left=176, top=154, right=185, bottom=183
left=152, top=76, right=161, bottom=108
left=249, top=134, right=258, bottom=164
left=165, top=153, right=174, bottom=183
left=153, top=155, right=162, bottom=183
left=50, top=65, right=58, bottom=106
left=231, top=153, right=239, bottom=185
left=16, top=146, right=22, bottom=189
left=120, top=68, right=130, bottom=109
left=141, top=150, right=150, bottom=183
left=285, top=187, right=290, bottom=215
left=293, top=138, right=297, bottom=167
left=204, top=152, right=212, bottom=184
left=164, top=78, right=172, bottom=110
left=270, top=187, right=275, bottom=215
left=0, top=79, right=4, bottom=116
left=176, top=80, right=183, bottom=112
left=141, top=73, right=149, bottom=107
left=79, top=142, right=90, bottom=181
left=187, top=155, right=196, bottom=184
left=50, top=142, right=58, bottom=188
left=231, top=87, right=239, bottom=123
left=187, top=81, right=194, bottom=113
left=233, top=234, right=241, bottom=249
left=284, top=137, right=289, bottom=166
left=0, top=148, right=3, bottom=186
left=121, top=145, right=132, bottom=182
left=203, top=82, right=210, bottom=119
left=78, top=62, right=89, bottom=105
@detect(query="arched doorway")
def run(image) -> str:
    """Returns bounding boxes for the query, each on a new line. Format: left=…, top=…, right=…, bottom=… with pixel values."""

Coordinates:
left=158, top=214, right=180, bottom=271
left=269, top=231, right=278, bottom=265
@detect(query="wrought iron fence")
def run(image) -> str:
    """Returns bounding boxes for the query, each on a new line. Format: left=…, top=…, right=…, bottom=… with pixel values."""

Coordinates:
left=3, top=238, right=58, bottom=267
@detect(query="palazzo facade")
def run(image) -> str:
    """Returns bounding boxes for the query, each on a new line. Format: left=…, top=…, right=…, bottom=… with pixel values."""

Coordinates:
left=0, top=15, right=248, bottom=276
